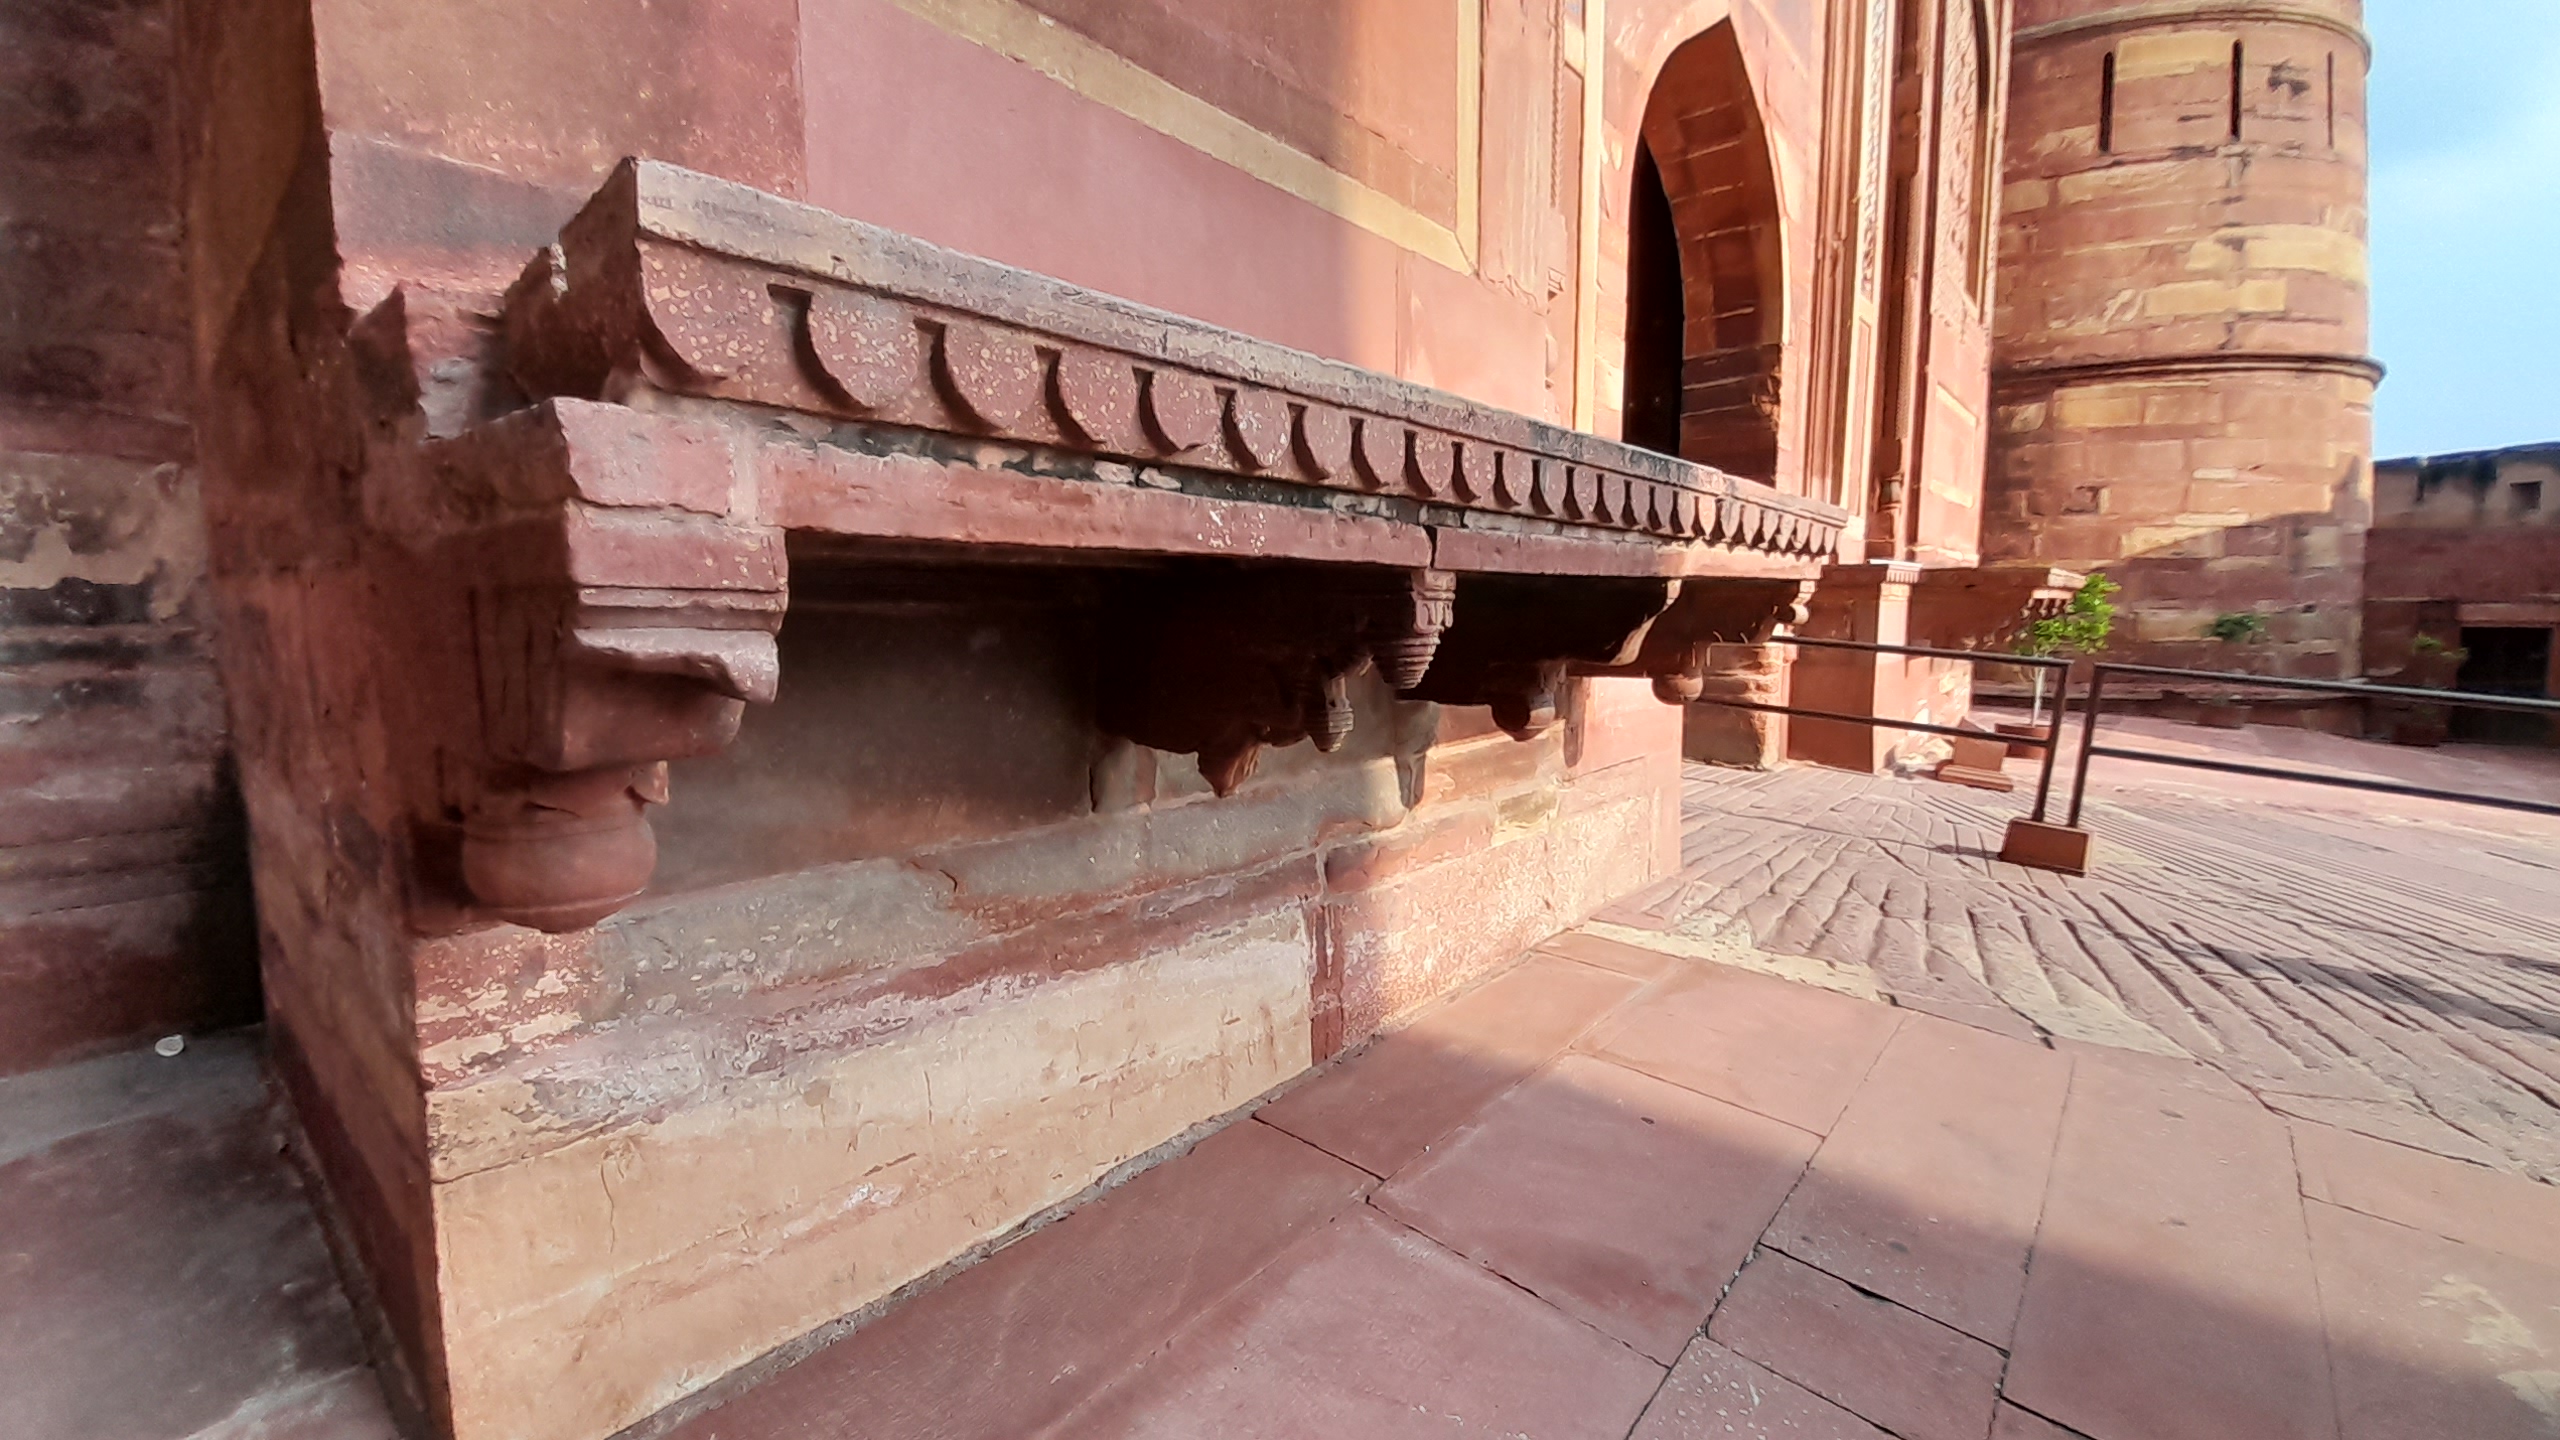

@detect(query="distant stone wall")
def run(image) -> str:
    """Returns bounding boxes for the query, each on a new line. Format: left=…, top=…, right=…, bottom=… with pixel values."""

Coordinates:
left=0, top=0, right=255, bottom=1073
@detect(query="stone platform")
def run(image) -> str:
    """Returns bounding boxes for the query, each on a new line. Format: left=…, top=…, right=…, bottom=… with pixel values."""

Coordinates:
left=641, top=924, right=2560, bottom=1440
left=8, top=718, right=2556, bottom=1440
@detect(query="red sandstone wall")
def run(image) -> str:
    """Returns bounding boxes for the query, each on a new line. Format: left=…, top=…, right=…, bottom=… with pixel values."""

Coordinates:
left=0, top=0, right=257, bottom=1074
left=2365, top=530, right=2560, bottom=611
left=1986, top=0, right=2374, bottom=676
left=167, top=4, right=1716, bottom=1435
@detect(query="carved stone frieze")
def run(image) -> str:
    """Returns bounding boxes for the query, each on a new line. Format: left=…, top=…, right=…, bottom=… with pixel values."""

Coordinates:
left=501, top=160, right=1848, bottom=563
left=349, top=161, right=1860, bottom=934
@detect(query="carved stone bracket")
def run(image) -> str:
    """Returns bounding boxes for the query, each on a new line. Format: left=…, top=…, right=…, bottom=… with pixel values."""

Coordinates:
left=417, top=406, right=787, bottom=931
left=1097, top=566, right=1454, bottom=795
left=1582, top=578, right=1818, bottom=703
left=1405, top=575, right=1682, bottom=739
left=1908, top=565, right=2084, bottom=652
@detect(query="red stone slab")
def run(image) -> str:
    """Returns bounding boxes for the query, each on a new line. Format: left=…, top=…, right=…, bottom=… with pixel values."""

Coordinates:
left=2308, top=1199, right=2560, bottom=1440
left=1258, top=955, right=1644, bottom=1178
left=1988, top=1404, right=2084, bottom=1440
left=2004, top=1050, right=2336, bottom=1440
left=1708, top=1251, right=2002, bottom=1440
left=1049, top=1207, right=1665, bottom=1440
left=665, top=1119, right=1372, bottom=1440
left=0, top=1046, right=391, bottom=1440
left=2294, top=1121, right=2560, bottom=1271
left=1376, top=1054, right=1818, bottom=1362
left=1578, top=962, right=1902, bottom=1134
left=1764, top=1013, right=2071, bottom=1347
left=1537, top=928, right=1687, bottom=979
left=1630, top=1339, right=1892, bottom=1439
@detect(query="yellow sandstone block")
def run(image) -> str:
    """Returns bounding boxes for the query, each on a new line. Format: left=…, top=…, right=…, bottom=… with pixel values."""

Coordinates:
left=2125, top=522, right=2227, bottom=558
left=2144, top=278, right=2289, bottom=318
left=2115, top=30, right=2237, bottom=80
left=2054, top=387, right=2145, bottom=429
left=431, top=916, right=1316, bottom=1440
left=2240, top=226, right=2369, bottom=282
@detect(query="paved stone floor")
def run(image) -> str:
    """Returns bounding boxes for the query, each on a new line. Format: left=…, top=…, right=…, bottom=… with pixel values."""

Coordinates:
left=658, top=927, right=2560, bottom=1440
left=7, top=719, right=2557, bottom=1440
left=0, top=1034, right=399, bottom=1440
left=1633, top=716, right=2560, bottom=1182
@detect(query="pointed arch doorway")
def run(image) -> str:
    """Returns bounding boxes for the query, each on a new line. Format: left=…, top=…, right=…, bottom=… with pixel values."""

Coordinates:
left=1619, top=22, right=1786, bottom=483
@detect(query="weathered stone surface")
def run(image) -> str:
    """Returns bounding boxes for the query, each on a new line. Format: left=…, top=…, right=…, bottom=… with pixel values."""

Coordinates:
left=1765, top=1012, right=2072, bottom=1346
left=1630, top=1339, right=1893, bottom=1440
left=1378, top=1053, right=1817, bottom=1362
left=1658, top=730, right=2560, bottom=1181
left=2309, top=1199, right=2560, bottom=1440
left=1259, top=952, right=1642, bottom=1179
left=1710, top=1250, right=2004, bottom=1440
left=1579, top=955, right=1902, bottom=1135
left=430, top=911, right=1317, bottom=1440
left=659, top=1119, right=1373, bottom=1440
left=1045, top=1208, right=1665, bottom=1440
left=0, top=1036, right=396, bottom=1440
left=2006, top=1049, right=2336, bottom=1440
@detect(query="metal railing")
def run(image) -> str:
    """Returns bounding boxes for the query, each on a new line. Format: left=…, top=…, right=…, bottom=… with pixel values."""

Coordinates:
left=2063, top=662, right=2560, bottom=825
left=1697, top=635, right=2078, bottom=824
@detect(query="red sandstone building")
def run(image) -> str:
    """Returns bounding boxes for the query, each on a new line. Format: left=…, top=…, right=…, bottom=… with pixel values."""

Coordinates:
left=2365, top=443, right=2560, bottom=741
left=7, top=2, right=2106, bottom=1438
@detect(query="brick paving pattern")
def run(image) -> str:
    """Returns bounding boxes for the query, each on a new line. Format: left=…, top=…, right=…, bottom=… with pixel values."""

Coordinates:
left=1622, top=720, right=2560, bottom=1182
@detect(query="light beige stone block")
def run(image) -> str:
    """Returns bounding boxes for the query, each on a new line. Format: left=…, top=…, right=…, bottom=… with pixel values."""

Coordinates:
left=2144, top=278, right=2289, bottom=319
left=2054, top=387, right=2145, bottom=430
left=2239, top=226, right=2369, bottom=282
left=2115, top=30, right=2240, bottom=80
left=431, top=912, right=1316, bottom=1440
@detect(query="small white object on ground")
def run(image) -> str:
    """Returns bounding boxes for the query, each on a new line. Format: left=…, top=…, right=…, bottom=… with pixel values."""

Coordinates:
left=154, top=1035, right=186, bottom=1057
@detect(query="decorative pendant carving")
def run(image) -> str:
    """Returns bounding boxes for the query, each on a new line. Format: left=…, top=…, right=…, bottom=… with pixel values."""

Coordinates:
left=1405, top=575, right=1683, bottom=740
left=1095, top=566, right=1457, bottom=795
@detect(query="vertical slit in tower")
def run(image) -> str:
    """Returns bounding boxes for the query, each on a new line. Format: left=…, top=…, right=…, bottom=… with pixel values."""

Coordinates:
left=2327, top=53, right=2338, bottom=148
left=2230, top=41, right=2245, bottom=140
left=2099, top=51, right=2116, bottom=153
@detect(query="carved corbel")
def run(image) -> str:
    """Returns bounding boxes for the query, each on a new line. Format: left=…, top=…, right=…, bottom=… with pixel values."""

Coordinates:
left=1404, top=575, right=1680, bottom=739
left=1580, top=577, right=1817, bottom=703
left=1096, top=566, right=1453, bottom=795
left=416, top=405, right=787, bottom=931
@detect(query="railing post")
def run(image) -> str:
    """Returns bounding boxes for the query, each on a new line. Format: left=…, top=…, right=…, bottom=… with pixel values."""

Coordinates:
left=2066, top=664, right=2107, bottom=829
left=2028, top=658, right=2071, bottom=825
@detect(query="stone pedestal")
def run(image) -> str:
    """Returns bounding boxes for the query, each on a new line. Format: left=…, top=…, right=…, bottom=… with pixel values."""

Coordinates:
left=1788, top=563, right=1924, bottom=772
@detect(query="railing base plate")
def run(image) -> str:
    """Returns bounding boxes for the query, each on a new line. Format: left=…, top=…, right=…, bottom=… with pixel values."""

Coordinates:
left=2000, top=819, right=2092, bottom=876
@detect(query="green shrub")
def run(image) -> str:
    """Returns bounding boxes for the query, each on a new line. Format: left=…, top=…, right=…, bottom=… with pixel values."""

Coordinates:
left=2206, top=611, right=2269, bottom=645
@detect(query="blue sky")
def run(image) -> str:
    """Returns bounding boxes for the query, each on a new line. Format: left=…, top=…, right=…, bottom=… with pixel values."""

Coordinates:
left=2367, top=0, right=2560, bottom=458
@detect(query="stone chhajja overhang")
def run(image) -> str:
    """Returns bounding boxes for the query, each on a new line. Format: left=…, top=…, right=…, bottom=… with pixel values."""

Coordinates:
left=404, top=160, right=1844, bottom=932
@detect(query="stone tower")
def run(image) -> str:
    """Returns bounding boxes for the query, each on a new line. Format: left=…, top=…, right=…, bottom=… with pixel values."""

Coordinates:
left=1986, top=0, right=2376, bottom=675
